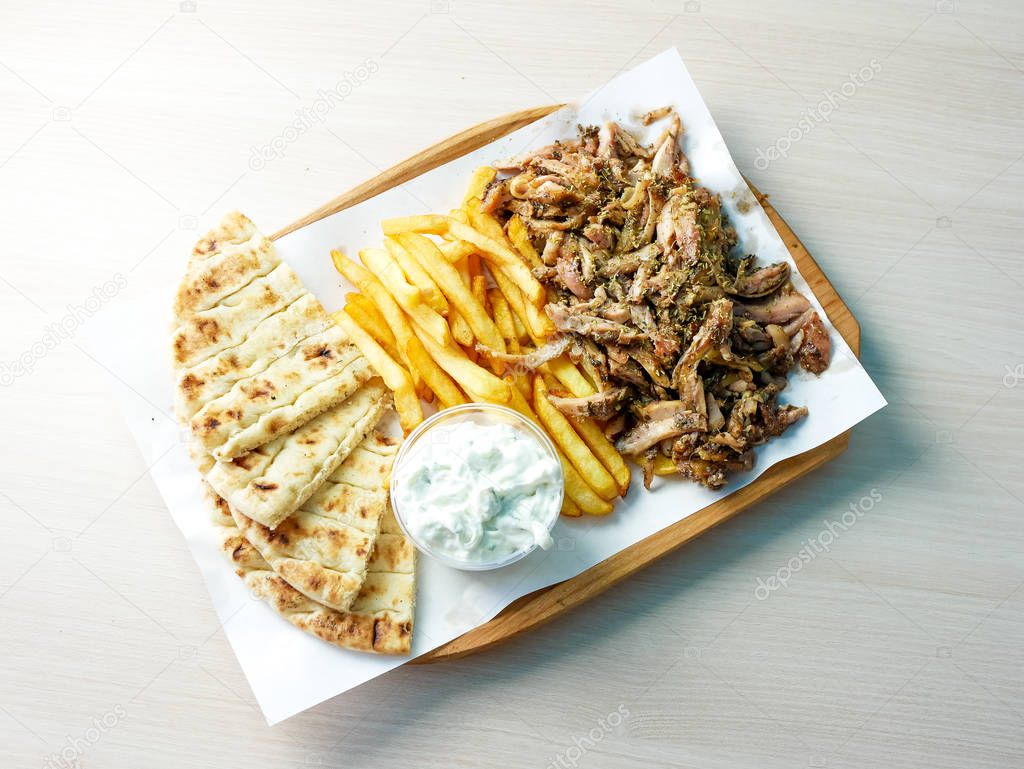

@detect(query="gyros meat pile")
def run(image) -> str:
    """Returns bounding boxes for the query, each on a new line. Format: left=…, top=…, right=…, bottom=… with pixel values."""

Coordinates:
left=482, top=109, right=831, bottom=489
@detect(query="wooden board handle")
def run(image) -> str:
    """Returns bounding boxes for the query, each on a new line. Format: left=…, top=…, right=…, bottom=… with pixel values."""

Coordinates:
left=270, top=104, right=563, bottom=240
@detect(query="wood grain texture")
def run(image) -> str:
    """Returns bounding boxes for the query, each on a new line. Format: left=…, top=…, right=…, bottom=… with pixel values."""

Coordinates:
left=275, top=106, right=863, bottom=663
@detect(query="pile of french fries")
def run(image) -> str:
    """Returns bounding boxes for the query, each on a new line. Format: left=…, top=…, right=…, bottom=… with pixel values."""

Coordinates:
left=329, top=167, right=631, bottom=517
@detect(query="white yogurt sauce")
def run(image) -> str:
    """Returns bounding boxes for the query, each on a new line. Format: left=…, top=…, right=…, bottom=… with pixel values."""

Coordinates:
left=391, top=421, right=561, bottom=564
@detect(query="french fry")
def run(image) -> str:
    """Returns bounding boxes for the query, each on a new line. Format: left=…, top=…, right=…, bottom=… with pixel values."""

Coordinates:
left=506, top=215, right=545, bottom=270
left=561, top=496, right=582, bottom=518
left=463, top=166, right=497, bottom=207
left=566, top=413, right=632, bottom=496
left=394, top=233, right=505, bottom=356
left=356, top=247, right=421, bottom=308
left=653, top=454, right=676, bottom=476
left=381, top=214, right=447, bottom=236
left=488, top=289, right=531, bottom=400
left=332, top=309, right=422, bottom=433
left=545, top=355, right=597, bottom=396
left=559, top=449, right=615, bottom=515
left=472, top=275, right=488, bottom=316
left=467, top=253, right=481, bottom=282
left=503, top=387, right=613, bottom=515
left=331, top=250, right=427, bottom=394
left=403, top=337, right=466, bottom=410
left=465, top=197, right=514, bottom=251
left=539, top=365, right=629, bottom=493
left=339, top=302, right=428, bottom=405
left=382, top=212, right=544, bottom=306
left=510, top=305, right=528, bottom=342
left=383, top=237, right=447, bottom=315
left=347, top=293, right=399, bottom=347
left=448, top=219, right=545, bottom=307
left=343, top=300, right=402, bottom=364
left=449, top=308, right=474, bottom=347
left=416, top=329, right=511, bottom=404
left=488, top=263, right=554, bottom=341
left=360, top=246, right=450, bottom=346
left=533, top=376, right=618, bottom=501
left=488, top=289, right=515, bottom=344
left=439, top=239, right=477, bottom=263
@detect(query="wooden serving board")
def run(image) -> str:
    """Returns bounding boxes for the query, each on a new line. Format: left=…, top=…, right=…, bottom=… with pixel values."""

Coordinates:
left=272, top=105, right=861, bottom=664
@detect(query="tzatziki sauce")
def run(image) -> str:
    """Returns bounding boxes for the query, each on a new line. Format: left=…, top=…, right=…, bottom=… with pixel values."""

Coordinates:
left=391, top=420, right=561, bottom=566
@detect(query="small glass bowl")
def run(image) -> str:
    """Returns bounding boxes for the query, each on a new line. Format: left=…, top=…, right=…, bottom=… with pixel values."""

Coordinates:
left=389, top=403, right=564, bottom=571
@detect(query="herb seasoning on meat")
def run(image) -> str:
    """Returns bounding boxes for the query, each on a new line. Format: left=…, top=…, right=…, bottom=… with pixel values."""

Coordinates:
left=484, top=110, right=831, bottom=489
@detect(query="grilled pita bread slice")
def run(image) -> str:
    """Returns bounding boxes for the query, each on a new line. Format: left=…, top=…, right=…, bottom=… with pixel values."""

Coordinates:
left=208, top=485, right=415, bottom=655
left=174, top=211, right=278, bottom=322
left=189, top=324, right=375, bottom=460
left=230, top=432, right=399, bottom=612
left=174, top=292, right=331, bottom=423
left=173, top=211, right=376, bottom=460
left=203, top=380, right=390, bottom=529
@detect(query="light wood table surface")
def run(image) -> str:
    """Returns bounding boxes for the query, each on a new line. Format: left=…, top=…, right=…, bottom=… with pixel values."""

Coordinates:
left=1, top=1, right=1022, bottom=767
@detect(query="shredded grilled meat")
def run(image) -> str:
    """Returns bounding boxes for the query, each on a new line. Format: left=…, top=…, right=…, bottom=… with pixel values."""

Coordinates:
left=487, top=111, right=830, bottom=489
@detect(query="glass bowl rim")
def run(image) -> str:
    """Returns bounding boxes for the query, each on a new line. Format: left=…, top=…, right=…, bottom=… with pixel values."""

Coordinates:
left=389, top=403, right=565, bottom=571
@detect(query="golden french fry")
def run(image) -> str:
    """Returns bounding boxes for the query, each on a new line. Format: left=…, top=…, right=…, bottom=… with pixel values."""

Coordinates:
left=545, top=355, right=597, bottom=396
left=394, top=232, right=505, bottom=356
left=467, top=252, right=481, bottom=282
left=344, top=300, right=402, bottom=364
left=488, top=289, right=531, bottom=399
left=403, top=337, right=466, bottom=410
left=331, top=250, right=426, bottom=393
left=332, top=309, right=422, bottom=433
left=448, top=218, right=545, bottom=306
left=506, top=215, right=545, bottom=270
left=488, top=263, right=553, bottom=341
left=347, top=293, right=398, bottom=348
left=416, top=329, right=511, bottom=404
left=533, top=376, right=618, bottom=501
left=384, top=237, right=447, bottom=315
left=382, top=213, right=545, bottom=306
left=449, top=307, right=474, bottom=347
left=360, top=246, right=450, bottom=346
left=381, top=214, right=447, bottom=236
left=464, top=198, right=512, bottom=248
left=653, top=454, right=676, bottom=476
left=472, top=274, right=488, bottom=316
left=568, top=413, right=631, bottom=495
left=503, top=387, right=613, bottom=515
left=539, top=368, right=630, bottom=494
left=357, top=248, right=421, bottom=308
left=439, top=239, right=477, bottom=263
left=561, top=496, right=582, bottom=518
left=560, top=452, right=614, bottom=515
left=506, top=214, right=561, bottom=305
left=463, top=166, right=497, bottom=206
left=488, top=289, right=515, bottom=343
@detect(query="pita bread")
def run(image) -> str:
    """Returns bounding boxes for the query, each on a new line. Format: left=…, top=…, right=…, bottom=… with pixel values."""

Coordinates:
left=203, top=380, right=391, bottom=529
left=174, top=211, right=277, bottom=322
left=230, top=432, right=399, bottom=612
left=208, top=486, right=415, bottom=655
left=173, top=211, right=376, bottom=460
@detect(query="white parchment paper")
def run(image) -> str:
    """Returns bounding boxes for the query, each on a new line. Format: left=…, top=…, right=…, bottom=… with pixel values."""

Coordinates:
left=84, top=49, right=885, bottom=724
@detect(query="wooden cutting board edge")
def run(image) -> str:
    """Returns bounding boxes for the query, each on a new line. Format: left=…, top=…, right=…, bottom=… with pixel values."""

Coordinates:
left=271, top=104, right=862, bottom=664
